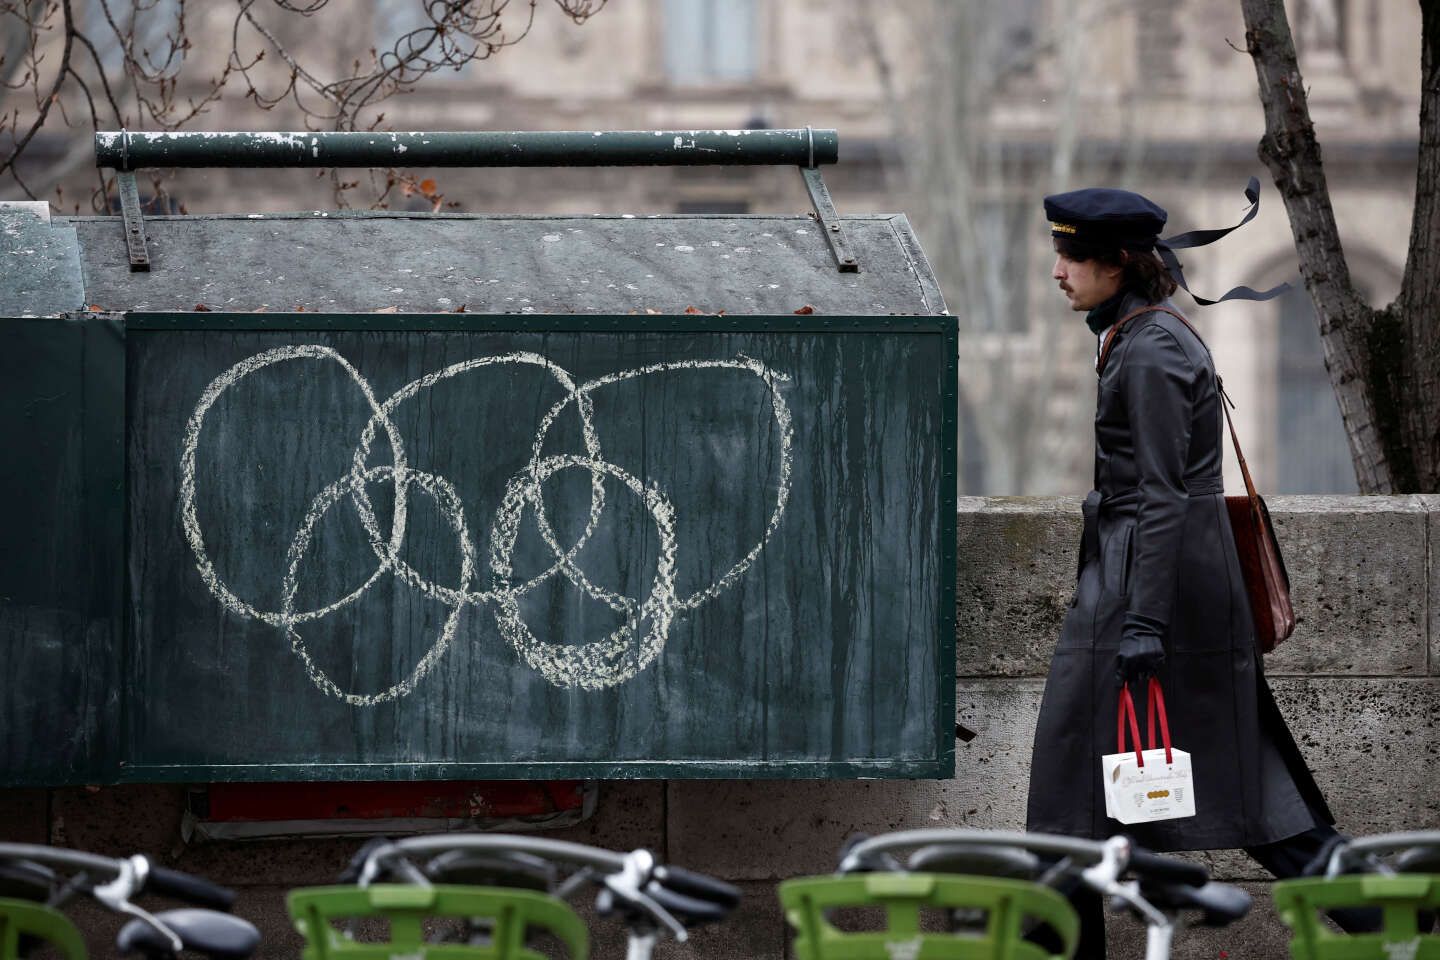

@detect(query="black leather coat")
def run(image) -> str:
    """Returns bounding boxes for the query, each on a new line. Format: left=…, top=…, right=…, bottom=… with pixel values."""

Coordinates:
left=1025, top=293, right=1331, bottom=851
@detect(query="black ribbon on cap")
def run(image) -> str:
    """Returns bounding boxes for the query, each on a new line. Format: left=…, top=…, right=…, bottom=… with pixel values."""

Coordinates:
left=1154, top=177, right=1292, bottom=306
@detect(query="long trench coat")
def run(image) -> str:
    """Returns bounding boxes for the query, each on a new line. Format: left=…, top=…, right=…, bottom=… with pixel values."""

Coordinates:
left=1025, top=294, right=1332, bottom=851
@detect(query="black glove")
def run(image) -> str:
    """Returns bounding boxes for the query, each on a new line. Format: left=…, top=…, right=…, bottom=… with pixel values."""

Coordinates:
left=1115, top=631, right=1165, bottom=683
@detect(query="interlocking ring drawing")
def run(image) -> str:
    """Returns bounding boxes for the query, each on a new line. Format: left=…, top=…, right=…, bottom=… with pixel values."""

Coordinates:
left=179, top=346, right=794, bottom=705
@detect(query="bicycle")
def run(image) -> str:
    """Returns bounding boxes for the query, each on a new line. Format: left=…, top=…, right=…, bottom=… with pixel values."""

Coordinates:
left=1274, top=830, right=1440, bottom=959
left=0, top=843, right=259, bottom=960
left=779, top=828, right=1251, bottom=960
left=294, top=833, right=741, bottom=960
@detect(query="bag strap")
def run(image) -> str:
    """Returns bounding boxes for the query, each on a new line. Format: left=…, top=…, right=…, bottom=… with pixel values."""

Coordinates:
left=1096, top=303, right=1263, bottom=503
left=1117, top=686, right=1145, bottom=767
left=1145, top=678, right=1175, bottom=765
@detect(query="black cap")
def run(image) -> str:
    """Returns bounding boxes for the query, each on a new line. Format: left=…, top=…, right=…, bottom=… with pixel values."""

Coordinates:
left=1043, top=178, right=1292, bottom=306
left=1043, top=187, right=1167, bottom=249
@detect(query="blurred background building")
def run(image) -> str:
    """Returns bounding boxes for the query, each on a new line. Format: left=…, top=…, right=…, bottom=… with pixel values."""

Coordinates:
left=6, top=0, right=1420, bottom=495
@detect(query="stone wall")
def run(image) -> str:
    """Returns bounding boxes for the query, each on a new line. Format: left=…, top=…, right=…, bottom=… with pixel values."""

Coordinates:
left=3, top=496, right=1436, bottom=959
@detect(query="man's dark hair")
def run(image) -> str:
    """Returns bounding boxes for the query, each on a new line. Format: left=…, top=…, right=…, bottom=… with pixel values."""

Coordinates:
left=1053, top=235, right=1178, bottom=303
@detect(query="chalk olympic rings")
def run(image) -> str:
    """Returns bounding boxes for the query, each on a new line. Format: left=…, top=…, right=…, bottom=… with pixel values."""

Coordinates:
left=179, top=346, right=793, bottom=704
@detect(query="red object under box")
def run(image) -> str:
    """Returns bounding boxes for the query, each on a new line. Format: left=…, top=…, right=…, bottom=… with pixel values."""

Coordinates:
left=182, top=780, right=595, bottom=841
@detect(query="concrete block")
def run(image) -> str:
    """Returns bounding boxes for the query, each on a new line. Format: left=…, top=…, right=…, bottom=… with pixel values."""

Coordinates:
left=169, top=835, right=364, bottom=890
left=954, top=495, right=1430, bottom=678
left=666, top=778, right=944, bottom=881
left=0, top=788, right=48, bottom=842
left=547, top=780, right=667, bottom=854
left=1106, top=881, right=1289, bottom=960
left=1182, top=847, right=1273, bottom=883
left=1264, top=496, right=1428, bottom=676
left=654, top=881, right=785, bottom=960
left=666, top=681, right=1043, bottom=880
left=1270, top=678, right=1440, bottom=834
left=952, top=680, right=1044, bottom=831
left=230, top=886, right=306, bottom=960
left=956, top=498, right=1081, bottom=678
left=49, top=784, right=184, bottom=856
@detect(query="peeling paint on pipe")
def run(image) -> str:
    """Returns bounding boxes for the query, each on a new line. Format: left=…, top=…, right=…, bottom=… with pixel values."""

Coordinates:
left=94, top=129, right=840, bottom=170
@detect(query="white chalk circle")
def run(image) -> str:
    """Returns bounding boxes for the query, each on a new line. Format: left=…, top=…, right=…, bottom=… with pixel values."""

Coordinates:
left=489, top=454, right=678, bottom=690
left=179, top=344, right=411, bottom=628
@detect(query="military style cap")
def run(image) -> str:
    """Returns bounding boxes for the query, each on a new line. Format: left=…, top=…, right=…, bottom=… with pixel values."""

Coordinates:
left=1043, top=177, right=1290, bottom=306
left=1044, top=187, right=1167, bottom=249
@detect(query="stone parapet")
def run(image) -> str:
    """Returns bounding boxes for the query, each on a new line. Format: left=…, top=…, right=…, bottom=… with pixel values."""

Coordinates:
left=3, top=496, right=1435, bottom=959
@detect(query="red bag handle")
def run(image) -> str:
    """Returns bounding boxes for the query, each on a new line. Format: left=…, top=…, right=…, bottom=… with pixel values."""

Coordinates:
left=1145, top=678, right=1176, bottom=765
left=1117, top=686, right=1145, bottom=767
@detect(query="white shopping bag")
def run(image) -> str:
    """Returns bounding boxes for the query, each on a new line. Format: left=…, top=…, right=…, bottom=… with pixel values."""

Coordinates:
left=1101, top=679, right=1196, bottom=825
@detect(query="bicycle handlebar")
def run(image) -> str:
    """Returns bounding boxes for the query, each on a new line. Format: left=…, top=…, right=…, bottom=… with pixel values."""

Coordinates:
left=0, top=845, right=248, bottom=958
left=145, top=864, right=237, bottom=911
left=0, top=843, right=125, bottom=879
left=1126, top=848, right=1208, bottom=887
left=651, top=865, right=741, bottom=908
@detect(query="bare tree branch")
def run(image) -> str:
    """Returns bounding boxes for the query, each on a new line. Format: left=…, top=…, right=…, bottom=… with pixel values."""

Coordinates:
left=0, top=0, right=608, bottom=208
left=0, top=0, right=74, bottom=182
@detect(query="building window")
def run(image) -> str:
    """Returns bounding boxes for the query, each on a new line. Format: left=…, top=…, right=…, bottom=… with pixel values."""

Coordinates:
left=1136, top=5, right=1184, bottom=88
left=663, top=0, right=758, bottom=85
left=993, top=0, right=1043, bottom=76
left=1275, top=286, right=1358, bottom=493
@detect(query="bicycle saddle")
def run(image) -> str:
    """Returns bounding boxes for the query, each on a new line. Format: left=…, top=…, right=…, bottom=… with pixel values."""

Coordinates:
left=1396, top=846, right=1440, bottom=874
left=117, top=908, right=261, bottom=960
left=908, top=843, right=1042, bottom=880
left=1140, top=881, right=1252, bottom=926
left=421, top=850, right=558, bottom=891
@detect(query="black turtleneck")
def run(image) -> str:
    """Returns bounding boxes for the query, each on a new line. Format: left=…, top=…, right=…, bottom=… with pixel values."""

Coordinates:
left=1084, top=288, right=1129, bottom=335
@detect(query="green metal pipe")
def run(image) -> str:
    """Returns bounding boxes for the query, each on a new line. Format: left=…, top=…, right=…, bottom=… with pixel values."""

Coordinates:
left=94, top=129, right=839, bottom=170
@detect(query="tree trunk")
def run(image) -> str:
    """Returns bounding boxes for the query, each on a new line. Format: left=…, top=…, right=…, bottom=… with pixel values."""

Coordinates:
left=1238, top=0, right=1440, bottom=492
left=1398, top=1, right=1440, bottom=490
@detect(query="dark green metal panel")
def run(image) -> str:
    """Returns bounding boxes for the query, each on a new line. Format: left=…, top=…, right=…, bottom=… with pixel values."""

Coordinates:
left=1, top=312, right=956, bottom=784
left=95, top=130, right=839, bottom=170
left=124, top=313, right=955, bottom=782
left=0, top=316, right=124, bottom=782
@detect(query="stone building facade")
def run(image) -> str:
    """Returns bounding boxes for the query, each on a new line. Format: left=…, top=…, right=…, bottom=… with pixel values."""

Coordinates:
left=7, top=0, right=1423, bottom=495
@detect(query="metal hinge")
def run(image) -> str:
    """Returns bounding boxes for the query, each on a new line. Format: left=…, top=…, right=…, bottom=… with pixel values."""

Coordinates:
left=116, top=165, right=151, bottom=272
left=799, top=127, right=858, bottom=273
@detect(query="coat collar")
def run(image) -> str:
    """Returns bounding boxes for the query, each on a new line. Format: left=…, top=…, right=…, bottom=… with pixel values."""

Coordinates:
left=1092, top=291, right=1170, bottom=374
